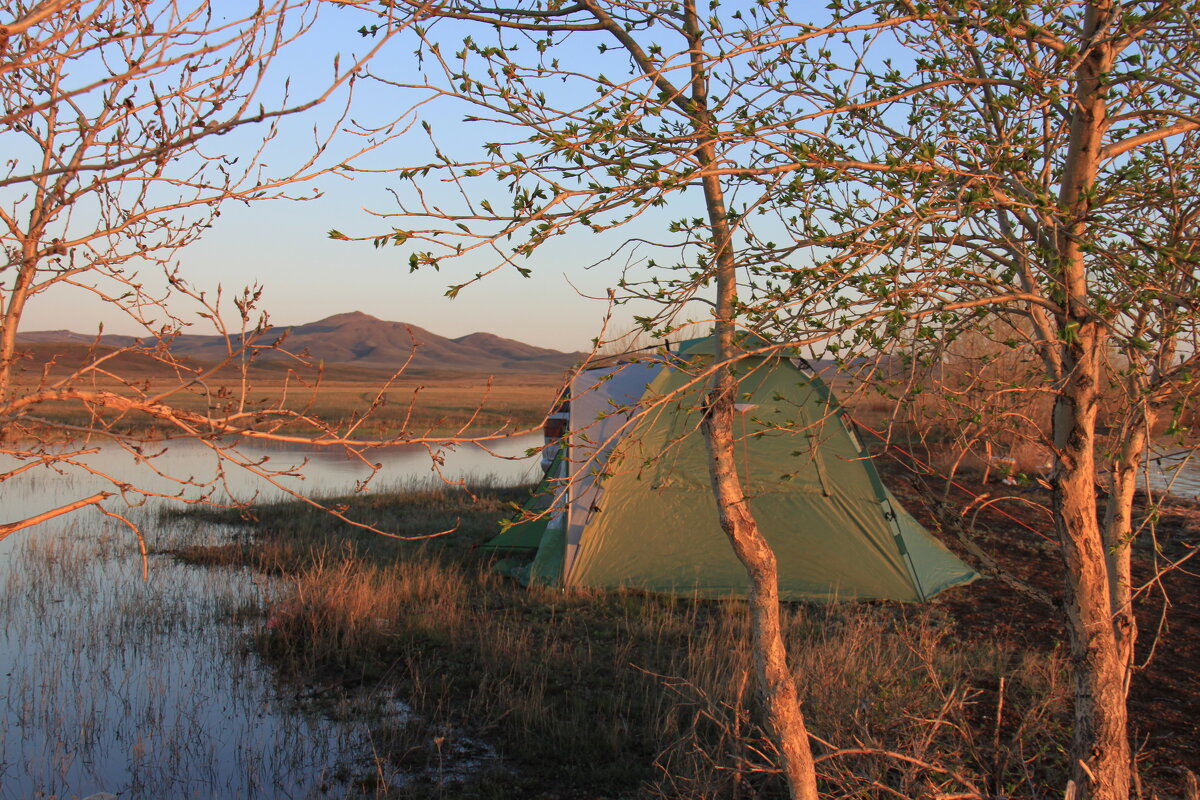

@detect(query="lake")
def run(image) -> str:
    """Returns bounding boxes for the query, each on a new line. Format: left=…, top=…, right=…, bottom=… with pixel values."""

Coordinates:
left=0, top=435, right=541, bottom=799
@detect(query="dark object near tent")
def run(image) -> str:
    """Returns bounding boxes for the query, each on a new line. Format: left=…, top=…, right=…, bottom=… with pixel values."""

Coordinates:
left=484, top=338, right=976, bottom=601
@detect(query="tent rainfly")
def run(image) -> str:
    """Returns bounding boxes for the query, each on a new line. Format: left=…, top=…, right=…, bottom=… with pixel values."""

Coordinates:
left=483, top=338, right=978, bottom=602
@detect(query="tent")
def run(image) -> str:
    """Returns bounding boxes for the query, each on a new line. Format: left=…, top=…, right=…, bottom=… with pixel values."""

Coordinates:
left=484, top=338, right=977, bottom=602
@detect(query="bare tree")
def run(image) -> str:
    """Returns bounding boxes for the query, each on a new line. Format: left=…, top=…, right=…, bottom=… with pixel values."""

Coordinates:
left=0, top=0, right=458, bottom=549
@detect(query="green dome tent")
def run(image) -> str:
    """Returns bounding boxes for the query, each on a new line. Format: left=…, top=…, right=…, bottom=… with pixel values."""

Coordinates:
left=484, top=338, right=977, bottom=602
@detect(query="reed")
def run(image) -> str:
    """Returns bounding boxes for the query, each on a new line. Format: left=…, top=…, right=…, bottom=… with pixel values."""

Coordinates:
left=0, top=512, right=388, bottom=798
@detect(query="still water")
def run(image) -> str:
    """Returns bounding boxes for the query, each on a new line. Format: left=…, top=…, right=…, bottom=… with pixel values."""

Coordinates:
left=0, top=435, right=541, bottom=799
left=1146, top=448, right=1200, bottom=500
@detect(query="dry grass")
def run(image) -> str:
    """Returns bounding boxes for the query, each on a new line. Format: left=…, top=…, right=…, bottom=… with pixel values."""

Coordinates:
left=170, top=484, right=1073, bottom=799
left=16, top=370, right=562, bottom=439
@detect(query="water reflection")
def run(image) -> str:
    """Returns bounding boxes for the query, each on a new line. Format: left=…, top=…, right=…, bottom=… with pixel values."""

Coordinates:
left=1, top=434, right=542, bottom=530
left=0, top=434, right=539, bottom=798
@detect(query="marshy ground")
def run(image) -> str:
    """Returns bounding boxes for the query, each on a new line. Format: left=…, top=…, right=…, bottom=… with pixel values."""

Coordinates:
left=164, top=471, right=1199, bottom=799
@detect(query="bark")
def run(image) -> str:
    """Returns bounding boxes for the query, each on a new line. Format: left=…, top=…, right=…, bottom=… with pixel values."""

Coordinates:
left=0, top=239, right=41, bottom=410
left=1052, top=327, right=1133, bottom=800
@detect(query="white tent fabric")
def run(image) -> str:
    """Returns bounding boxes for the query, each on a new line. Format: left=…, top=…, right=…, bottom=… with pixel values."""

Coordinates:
left=565, top=362, right=663, bottom=580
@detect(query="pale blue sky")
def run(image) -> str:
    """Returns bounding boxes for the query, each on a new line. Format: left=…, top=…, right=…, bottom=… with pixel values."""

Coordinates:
left=27, top=2, right=882, bottom=352
left=25, top=4, right=666, bottom=351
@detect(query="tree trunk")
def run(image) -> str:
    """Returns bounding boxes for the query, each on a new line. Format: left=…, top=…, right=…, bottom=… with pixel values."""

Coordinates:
left=1052, top=326, right=1132, bottom=800
left=693, top=60, right=819, bottom=797
left=1102, top=418, right=1150, bottom=691
left=702, top=368, right=818, bottom=800
left=1050, top=3, right=1131, bottom=795
left=0, top=238, right=41, bottom=419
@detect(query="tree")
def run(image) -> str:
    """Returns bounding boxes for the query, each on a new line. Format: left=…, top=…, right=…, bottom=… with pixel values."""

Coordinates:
left=0, top=0, right=433, bottom=550
left=341, top=1, right=951, bottom=795
left=349, top=1, right=1200, bottom=797
left=748, top=1, right=1200, bottom=796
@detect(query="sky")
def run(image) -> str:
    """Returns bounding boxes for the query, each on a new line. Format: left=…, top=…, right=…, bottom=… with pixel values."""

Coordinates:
left=20, top=1, right=906, bottom=353
left=163, top=175, right=632, bottom=351
left=18, top=3, right=702, bottom=353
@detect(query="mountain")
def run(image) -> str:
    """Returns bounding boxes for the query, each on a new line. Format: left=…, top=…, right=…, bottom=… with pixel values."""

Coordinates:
left=19, top=311, right=584, bottom=376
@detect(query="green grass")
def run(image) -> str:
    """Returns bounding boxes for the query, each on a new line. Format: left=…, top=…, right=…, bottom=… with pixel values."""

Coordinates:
left=167, top=484, right=1071, bottom=799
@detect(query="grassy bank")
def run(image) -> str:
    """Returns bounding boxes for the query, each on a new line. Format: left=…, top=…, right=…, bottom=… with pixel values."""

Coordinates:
left=167, top=482, right=1074, bottom=799
left=16, top=371, right=561, bottom=440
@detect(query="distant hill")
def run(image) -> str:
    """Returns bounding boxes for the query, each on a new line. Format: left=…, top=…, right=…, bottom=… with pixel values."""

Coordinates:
left=18, top=311, right=585, bottom=376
